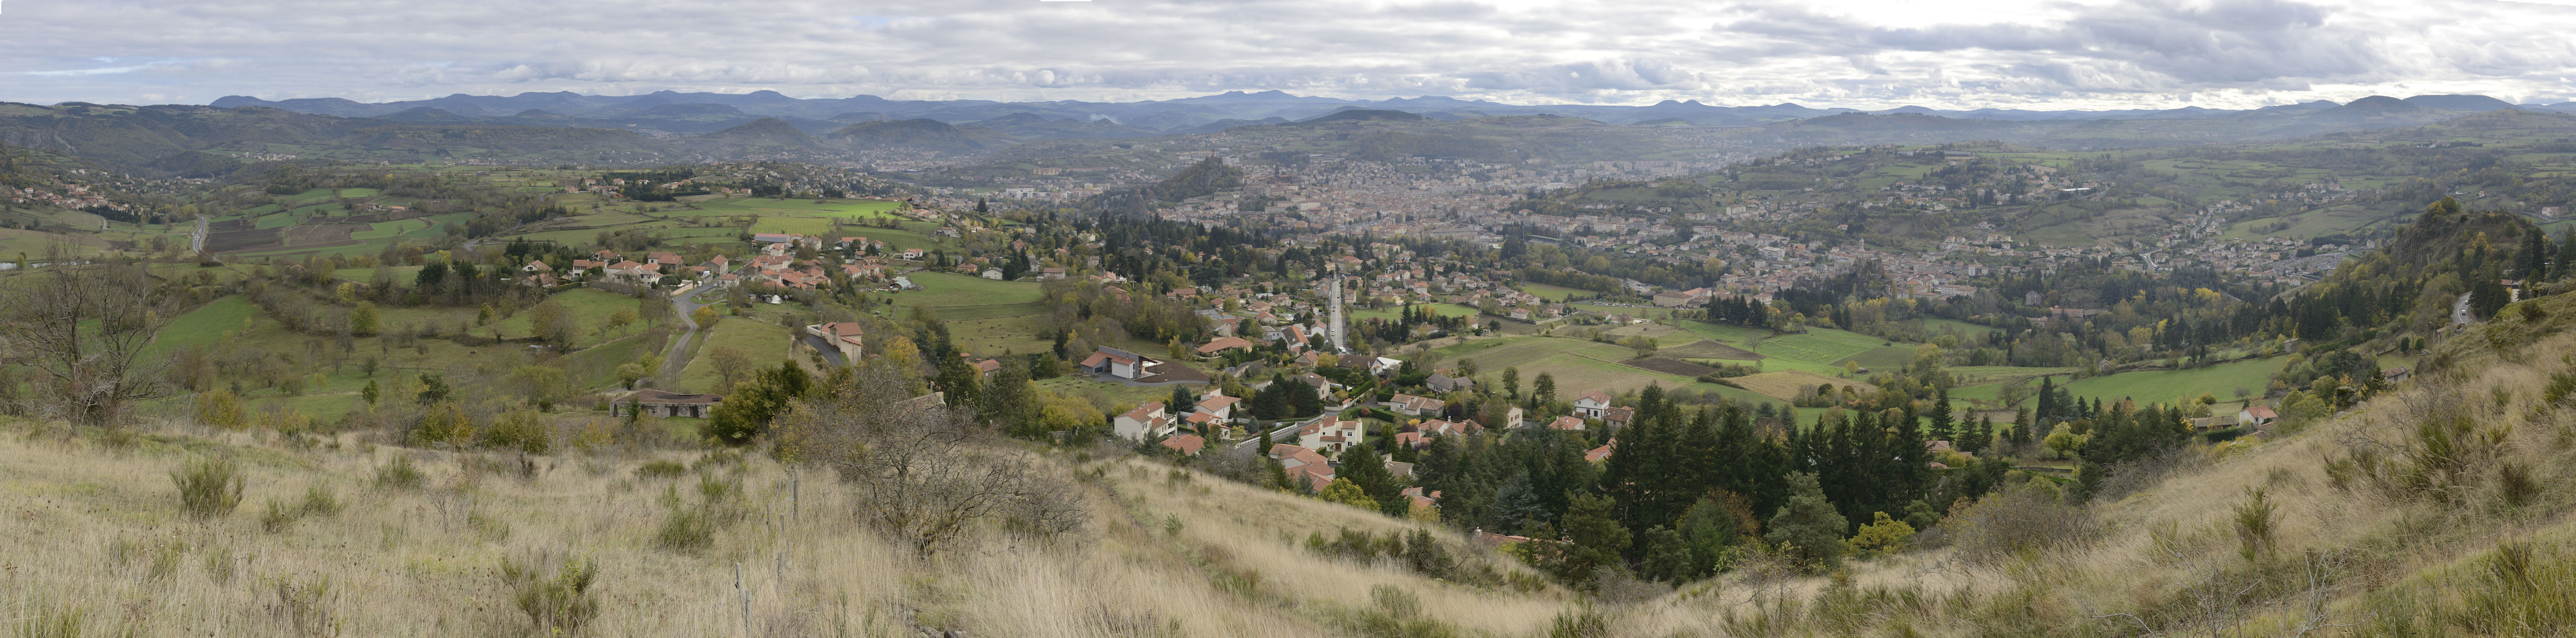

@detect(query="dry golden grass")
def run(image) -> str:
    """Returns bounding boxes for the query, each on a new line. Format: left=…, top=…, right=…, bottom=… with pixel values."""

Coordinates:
left=0, top=416, right=1582, bottom=637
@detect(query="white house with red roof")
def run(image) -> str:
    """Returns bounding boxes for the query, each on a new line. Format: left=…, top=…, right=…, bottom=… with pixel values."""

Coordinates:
left=1194, top=390, right=1240, bottom=421
left=1297, top=417, right=1363, bottom=453
left=1079, top=346, right=1161, bottom=380
left=1572, top=391, right=1614, bottom=418
left=1113, top=402, right=1176, bottom=441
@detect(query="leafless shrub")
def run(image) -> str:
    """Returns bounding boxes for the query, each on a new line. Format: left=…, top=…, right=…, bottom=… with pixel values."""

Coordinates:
left=779, top=363, right=1088, bottom=557
left=0, top=245, right=176, bottom=427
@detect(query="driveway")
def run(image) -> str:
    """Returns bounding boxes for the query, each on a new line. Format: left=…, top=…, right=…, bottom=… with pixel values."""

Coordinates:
left=655, top=271, right=734, bottom=384
left=798, top=332, right=848, bottom=368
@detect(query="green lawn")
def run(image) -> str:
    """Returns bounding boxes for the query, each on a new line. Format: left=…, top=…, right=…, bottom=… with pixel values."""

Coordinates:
left=676, top=318, right=797, bottom=393
left=476, top=289, right=662, bottom=349
left=566, top=331, right=665, bottom=391
left=2051, top=357, right=2287, bottom=408
left=1347, top=303, right=1484, bottom=322
left=1515, top=283, right=1594, bottom=302
left=145, top=295, right=259, bottom=359
left=889, top=271, right=1045, bottom=319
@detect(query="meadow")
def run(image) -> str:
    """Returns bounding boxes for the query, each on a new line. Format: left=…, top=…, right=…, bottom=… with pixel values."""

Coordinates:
left=475, top=289, right=664, bottom=349
left=675, top=318, right=797, bottom=394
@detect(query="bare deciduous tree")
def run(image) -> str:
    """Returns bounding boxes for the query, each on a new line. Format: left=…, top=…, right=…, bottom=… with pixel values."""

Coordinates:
left=0, top=244, right=173, bottom=426
left=779, top=364, right=1086, bottom=558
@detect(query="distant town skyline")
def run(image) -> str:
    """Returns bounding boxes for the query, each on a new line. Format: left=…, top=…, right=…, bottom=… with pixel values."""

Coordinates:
left=8, top=0, right=2576, bottom=111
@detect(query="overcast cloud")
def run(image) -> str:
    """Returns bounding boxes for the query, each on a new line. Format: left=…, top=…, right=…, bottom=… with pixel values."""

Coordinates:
left=6, top=0, right=2576, bottom=110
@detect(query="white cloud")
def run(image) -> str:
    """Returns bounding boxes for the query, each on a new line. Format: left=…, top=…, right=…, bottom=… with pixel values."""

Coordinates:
left=3, top=0, right=2574, bottom=109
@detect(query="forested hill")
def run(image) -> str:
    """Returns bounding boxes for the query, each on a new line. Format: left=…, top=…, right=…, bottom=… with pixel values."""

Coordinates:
left=2276, top=195, right=2555, bottom=339
left=1078, top=156, right=1243, bottom=216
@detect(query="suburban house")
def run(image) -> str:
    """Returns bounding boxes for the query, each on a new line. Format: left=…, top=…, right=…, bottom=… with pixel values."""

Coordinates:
left=1545, top=415, right=1586, bottom=431
left=1572, top=392, right=1614, bottom=418
left=1424, top=373, right=1473, bottom=393
left=804, top=322, right=866, bottom=360
left=1418, top=419, right=1480, bottom=438
left=1040, top=267, right=1068, bottom=281
left=1159, top=434, right=1205, bottom=457
left=1585, top=439, right=1616, bottom=462
left=1194, top=336, right=1253, bottom=357
left=1601, top=406, right=1636, bottom=430
left=1297, top=418, right=1364, bottom=453
left=2238, top=406, right=2278, bottom=428
left=2382, top=366, right=2412, bottom=383
left=605, top=260, right=660, bottom=283
left=1079, top=346, right=1162, bottom=380
left=522, top=260, right=553, bottom=274
left=1113, top=402, right=1177, bottom=441
left=1194, top=391, right=1240, bottom=421
left=1269, top=444, right=1335, bottom=492
left=612, top=389, right=723, bottom=418
left=1385, top=393, right=1443, bottom=416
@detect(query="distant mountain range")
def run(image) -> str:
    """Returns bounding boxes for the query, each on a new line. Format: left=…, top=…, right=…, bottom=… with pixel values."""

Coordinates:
left=13, top=90, right=2576, bottom=177
left=206, top=89, right=2576, bottom=135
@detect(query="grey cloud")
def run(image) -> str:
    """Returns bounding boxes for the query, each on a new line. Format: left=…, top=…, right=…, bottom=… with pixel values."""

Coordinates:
left=4, top=0, right=2576, bottom=110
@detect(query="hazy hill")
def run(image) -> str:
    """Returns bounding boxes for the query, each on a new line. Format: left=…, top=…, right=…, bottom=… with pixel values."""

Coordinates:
left=691, top=117, right=822, bottom=156
left=203, top=89, right=2576, bottom=134
left=821, top=118, right=993, bottom=153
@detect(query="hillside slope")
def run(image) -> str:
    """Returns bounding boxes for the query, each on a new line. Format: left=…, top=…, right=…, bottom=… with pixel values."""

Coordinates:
left=0, top=420, right=1577, bottom=636
left=1599, top=290, right=2576, bottom=636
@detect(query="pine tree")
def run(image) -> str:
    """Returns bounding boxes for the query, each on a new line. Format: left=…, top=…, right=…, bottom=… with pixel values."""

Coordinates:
left=1291, top=379, right=1323, bottom=417
left=1764, top=472, right=1849, bottom=568
left=934, top=353, right=981, bottom=406
left=981, top=356, right=1041, bottom=437
left=1927, top=386, right=1955, bottom=444
left=1337, top=445, right=1406, bottom=518
left=2557, top=230, right=2576, bottom=282
left=1549, top=492, right=1631, bottom=589
left=2035, top=376, right=2058, bottom=424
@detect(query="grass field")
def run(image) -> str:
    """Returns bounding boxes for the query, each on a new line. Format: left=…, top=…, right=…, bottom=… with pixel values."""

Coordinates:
left=476, top=289, right=661, bottom=349
left=891, top=271, right=1045, bottom=319
left=143, top=295, right=259, bottom=359
left=948, top=314, right=1053, bottom=359
left=1347, top=303, right=1484, bottom=322
left=1755, top=328, right=1892, bottom=372
left=567, top=330, right=662, bottom=391
left=2053, top=356, right=2287, bottom=407
left=1514, top=282, right=1593, bottom=302
left=1441, top=336, right=1703, bottom=399
left=675, top=318, right=796, bottom=394
left=1727, top=370, right=1874, bottom=402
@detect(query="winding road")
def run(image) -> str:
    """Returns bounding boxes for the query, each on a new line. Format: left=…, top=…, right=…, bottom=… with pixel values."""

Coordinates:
left=656, top=284, right=722, bottom=384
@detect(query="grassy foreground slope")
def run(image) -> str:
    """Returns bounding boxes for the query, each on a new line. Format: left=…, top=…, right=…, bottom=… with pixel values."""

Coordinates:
left=0, top=424, right=1572, bottom=636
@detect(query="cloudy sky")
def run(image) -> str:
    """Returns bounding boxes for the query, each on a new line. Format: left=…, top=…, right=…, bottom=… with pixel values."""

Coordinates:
left=9, top=0, right=2576, bottom=110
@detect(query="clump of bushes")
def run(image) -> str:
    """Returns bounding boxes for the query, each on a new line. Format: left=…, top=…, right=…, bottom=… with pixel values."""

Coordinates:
left=501, top=555, right=600, bottom=633
left=173, top=457, right=245, bottom=519
left=653, top=475, right=744, bottom=553
left=259, top=486, right=345, bottom=533
left=373, top=455, right=425, bottom=490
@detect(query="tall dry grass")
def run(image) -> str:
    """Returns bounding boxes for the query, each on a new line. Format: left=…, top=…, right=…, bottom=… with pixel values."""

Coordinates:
left=0, top=419, right=1407, bottom=636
